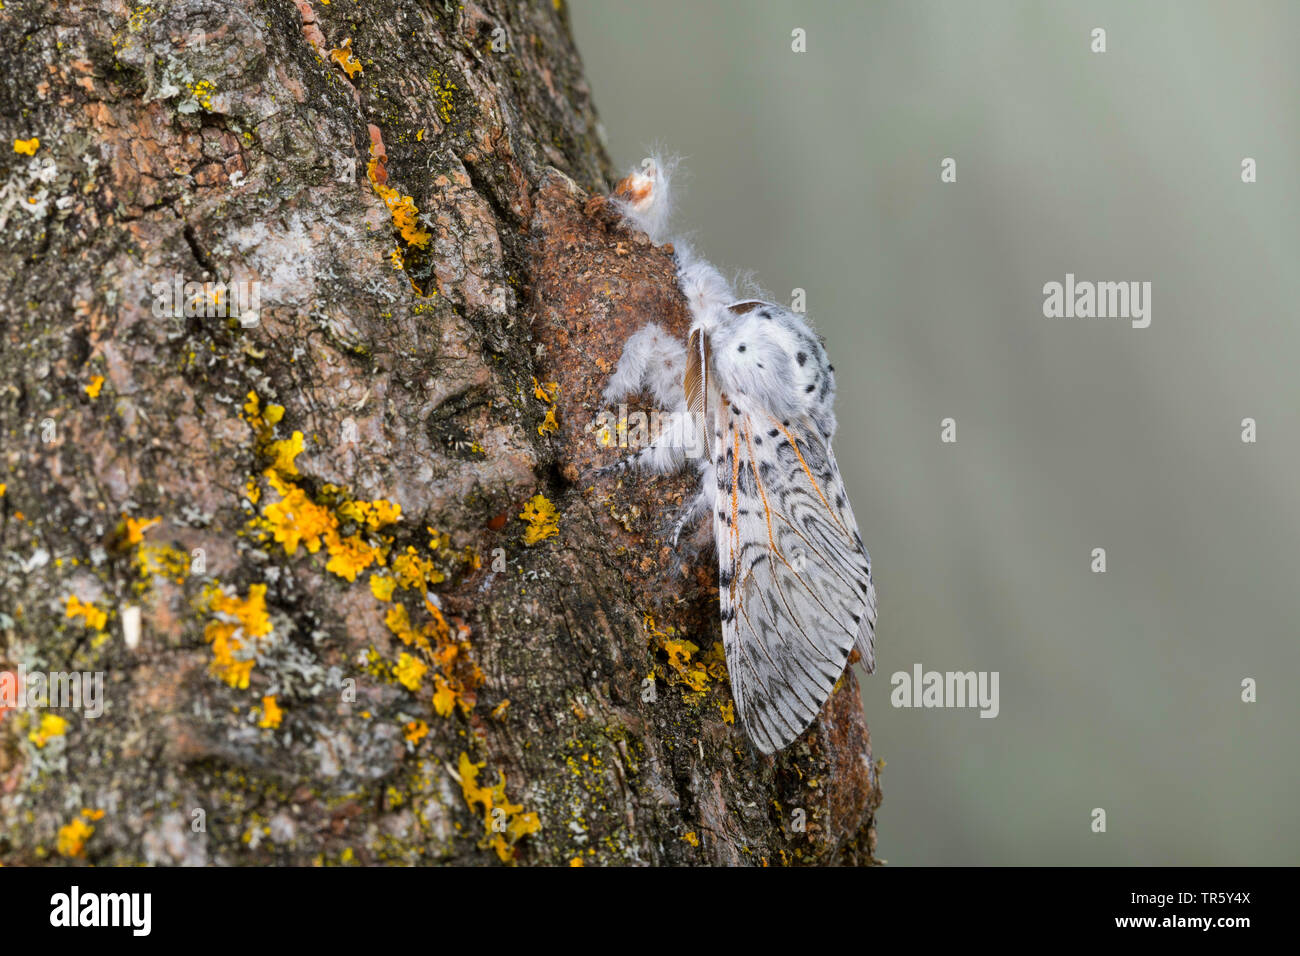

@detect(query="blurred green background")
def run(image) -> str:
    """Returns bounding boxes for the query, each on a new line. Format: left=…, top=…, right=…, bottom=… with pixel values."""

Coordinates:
left=571, top=0, right=1300, bottom=865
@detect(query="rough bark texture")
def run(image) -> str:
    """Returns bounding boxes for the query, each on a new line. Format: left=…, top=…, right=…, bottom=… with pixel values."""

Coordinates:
left=0, top=0, right=881, bottom=865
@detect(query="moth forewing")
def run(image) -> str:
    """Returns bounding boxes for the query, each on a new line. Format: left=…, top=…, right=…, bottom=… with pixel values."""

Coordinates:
left=716, top=408, right=874, bottom=753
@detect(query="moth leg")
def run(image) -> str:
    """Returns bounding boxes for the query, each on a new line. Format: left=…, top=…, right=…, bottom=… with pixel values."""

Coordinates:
left=601, top=323, right=685, bottom=408
left=594, top=406, right=701, bottom=479
left=667, top=488, right=711, bottom=548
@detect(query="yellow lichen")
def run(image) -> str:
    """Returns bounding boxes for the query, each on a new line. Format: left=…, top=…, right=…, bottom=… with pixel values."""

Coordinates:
left=204, top=584, right=273, bottom=689
left=84, top=375, right=104, bottom=399
left=28, top=712, right=69, bottom=748
left=393, top=652, right=427, bottom=692
left=369, top=573, right=396, bottom=602
left=267, top=431, right=306, bottom=477
left=324, top=533, right=379, bottom=582
left=431, top=673, right=456, bottom=717
left=135, top=544, right=190, bottom=585
left=532, top=378, right=560, bottom=436
left=186, top=80, right=215, bottom=110
left=65, top=595, right=107, bottom=631
left=645, top=614, right=720, bottom=696
left=13, top=137, right=39, bottom=156
left=57, top=816, right=94, bottom=858
left=430, top=70, right=457, bottom=124
left=518, top=494, right=558, bottom=545
left=453, top=752, right=541, bottom=863
left=384, top=603, right=418, bottom=647
left=537, top=406, right=558, bottom=436
left=258, top=695, right=283, bottom=729
left=391, top=545, right=443, bottom=589
left=532, top=378, right=558, bottom=403
left=263, top=472, right=336, bottom=555
left=338, top=498, right=401, bottom=530
left=329, top=38, right=363, bottom=78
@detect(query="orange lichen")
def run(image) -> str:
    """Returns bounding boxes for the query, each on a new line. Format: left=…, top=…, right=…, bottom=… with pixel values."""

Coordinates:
left=366, top=150, right=431, bottom=249
left=404, top=719, right=428, bottom=744
left=13, top=138, right=39, bottom=156
left=123, top=515, right=161, bottom=545
left=84, top=375, right=104, bottom=399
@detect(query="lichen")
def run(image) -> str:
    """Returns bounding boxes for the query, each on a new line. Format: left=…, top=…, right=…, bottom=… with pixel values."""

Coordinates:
left=452, top=752, right=541, bottom=864
left=517, top=494, right=558, bottom=545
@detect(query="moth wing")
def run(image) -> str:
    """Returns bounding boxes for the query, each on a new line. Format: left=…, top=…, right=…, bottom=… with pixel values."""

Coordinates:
left=716, top=410, right=875, bottom=753
left=684, top=328, right=713, bottom=458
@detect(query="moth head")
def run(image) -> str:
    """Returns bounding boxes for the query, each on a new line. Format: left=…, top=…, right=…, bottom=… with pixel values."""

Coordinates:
left=611, top=154, right=677, bottom=243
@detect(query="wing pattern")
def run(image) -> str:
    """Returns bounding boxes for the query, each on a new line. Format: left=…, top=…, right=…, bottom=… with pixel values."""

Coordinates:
left=713, top=401, right=877, bottom=753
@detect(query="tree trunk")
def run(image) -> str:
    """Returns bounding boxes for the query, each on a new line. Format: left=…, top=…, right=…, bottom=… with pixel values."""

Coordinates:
left=0, top=0, right=880, bottom=865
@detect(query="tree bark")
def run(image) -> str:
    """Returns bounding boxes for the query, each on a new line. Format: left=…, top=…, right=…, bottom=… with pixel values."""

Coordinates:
left=0, top=0, right=880, bottom=865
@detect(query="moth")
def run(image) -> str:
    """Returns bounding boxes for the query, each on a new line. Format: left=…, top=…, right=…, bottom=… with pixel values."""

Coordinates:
left=597, top=157, right=877, bottom=754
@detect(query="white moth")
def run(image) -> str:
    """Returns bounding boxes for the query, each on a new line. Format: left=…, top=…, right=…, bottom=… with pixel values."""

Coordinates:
left=598, top=157, right=877, bottom=754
